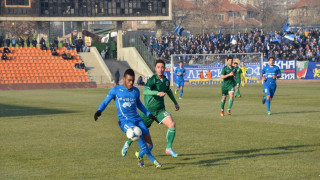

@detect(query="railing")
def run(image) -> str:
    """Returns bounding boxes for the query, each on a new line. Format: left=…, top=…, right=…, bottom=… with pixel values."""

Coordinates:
left=123, top=32, right=155, bottom=72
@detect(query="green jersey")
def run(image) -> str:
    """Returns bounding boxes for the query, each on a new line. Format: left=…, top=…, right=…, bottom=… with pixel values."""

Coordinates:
left=221, top=65, right=236, bottom=87
left=235, top=67, right=242, bottom=83
left=143, top=74, right=178, bottom=111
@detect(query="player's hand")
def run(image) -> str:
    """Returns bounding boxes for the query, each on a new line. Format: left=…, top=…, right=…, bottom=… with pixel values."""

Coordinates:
left=94, top=110, right=102, bottom=121
left=148, top=114, right=159, bottom=123
left=262, top=77, right=267, bottom=81
left=229, top=72, right=234, bottom=76
left=177, top=73, right=181, bottom=76
left=157, top=92, right=166, bottom=97
left=175, top=104, right=180, bottom=111
left=272, top=75, right=277, bottom=79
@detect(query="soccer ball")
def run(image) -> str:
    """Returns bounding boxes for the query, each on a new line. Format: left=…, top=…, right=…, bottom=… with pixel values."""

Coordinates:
left=126, top=126, right=142, bottom=141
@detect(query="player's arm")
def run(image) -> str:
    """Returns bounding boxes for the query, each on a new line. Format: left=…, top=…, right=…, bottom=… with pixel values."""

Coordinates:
left=94, top=88, right=115, bottom=121
left=220, top=68, right=233, bottom=79
left=260, top=68, right=266, bottom=81
left=143, top=78, right=159, bottom=96
left=136, top=91, right=159, bottom=122
left=167, top=88, right=180, bottom=111
left=183, top=69, right=186, bottom=76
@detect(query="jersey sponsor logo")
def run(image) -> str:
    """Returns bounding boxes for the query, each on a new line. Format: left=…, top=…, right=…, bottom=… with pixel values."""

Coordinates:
left=122, top=102, right=132, bottom=108
left=166, top=81, right=169, bottom=86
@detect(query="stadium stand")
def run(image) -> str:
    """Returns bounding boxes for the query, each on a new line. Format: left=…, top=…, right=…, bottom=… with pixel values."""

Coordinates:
left=0, top=46, right=89, bottom=84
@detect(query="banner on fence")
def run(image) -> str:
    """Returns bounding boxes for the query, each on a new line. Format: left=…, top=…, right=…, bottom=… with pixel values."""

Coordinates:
left=305, top=62, right=320, bottom=79
left=263, top=60, right=296, bottom=79
left=296, top=61, right=308, bottom=79
left=165, top=63, right=261, bottom=82
left=188, top=78, right=259, bottom=85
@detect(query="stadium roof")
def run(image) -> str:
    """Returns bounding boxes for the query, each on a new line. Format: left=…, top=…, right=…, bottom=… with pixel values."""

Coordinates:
left=289, top=0, right=320, bottom=9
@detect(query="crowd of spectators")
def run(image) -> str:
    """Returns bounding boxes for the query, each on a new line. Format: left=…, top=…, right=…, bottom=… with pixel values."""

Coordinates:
left=142, top=27, right=320, bottom=63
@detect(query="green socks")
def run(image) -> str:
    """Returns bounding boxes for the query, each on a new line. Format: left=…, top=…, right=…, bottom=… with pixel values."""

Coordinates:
left=166, top=127, right=176, bottom=149
left=228, top=98, right=234, bottom=110
left=221, top=100, right=225, bottom=111
left=126, top=139, right=133, bottom=146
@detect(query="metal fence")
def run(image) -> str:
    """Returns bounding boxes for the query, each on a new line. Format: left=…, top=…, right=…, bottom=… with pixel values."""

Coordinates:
left=123, top=31, right=155, bottom=72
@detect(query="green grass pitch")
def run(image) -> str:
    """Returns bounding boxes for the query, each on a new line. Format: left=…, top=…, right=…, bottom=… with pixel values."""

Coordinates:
left=1, top=83, right=320, bottom=179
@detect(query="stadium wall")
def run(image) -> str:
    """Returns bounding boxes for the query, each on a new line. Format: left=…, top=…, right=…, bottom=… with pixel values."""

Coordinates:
left=119, top=47, right=153, bottom=77
left=0, top=82, right=97, bottom=90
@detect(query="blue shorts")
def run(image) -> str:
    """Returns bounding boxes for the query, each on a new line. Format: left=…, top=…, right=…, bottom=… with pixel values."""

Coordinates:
left=119, top=120, right=149, bottom=135
left=263, top=85, right=277, bottom=98
left=176, top=80, right=184, bottom=88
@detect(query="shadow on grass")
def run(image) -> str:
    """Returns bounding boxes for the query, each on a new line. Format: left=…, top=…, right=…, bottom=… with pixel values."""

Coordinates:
left=164, top=144, right=319, bottom=168
left=0, top=103, right=77, bottom=117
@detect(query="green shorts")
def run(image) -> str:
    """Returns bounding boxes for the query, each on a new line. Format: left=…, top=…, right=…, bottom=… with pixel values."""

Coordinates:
left=221, top=85, right=235, bottom=96
left=140, top=108, right=171, bottom=128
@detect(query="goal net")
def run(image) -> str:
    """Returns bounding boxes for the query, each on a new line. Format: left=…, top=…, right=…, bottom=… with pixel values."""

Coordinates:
left=166, top=53, right=264, bottom=86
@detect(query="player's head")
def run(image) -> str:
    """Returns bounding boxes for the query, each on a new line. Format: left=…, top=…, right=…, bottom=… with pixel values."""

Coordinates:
left=227, top=56, right=233, bottom=66
left=233, top=62, right=238, bottom=68
left=241, top=61, right=245, bottom=66
left=123, top=69, right=135, bottom=89
left=155, top=60, right=165, bottom=77
left=268, top=57, right=275, bottom=66
left=179, top=61, right=183, bottom=68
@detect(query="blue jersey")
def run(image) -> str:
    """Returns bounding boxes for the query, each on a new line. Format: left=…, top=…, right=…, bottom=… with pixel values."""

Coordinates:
left=261, top=64, right=281, bottom=87
left=97, top=85, right=150, bottom=123
left=174, top=67, right=185, bottom=81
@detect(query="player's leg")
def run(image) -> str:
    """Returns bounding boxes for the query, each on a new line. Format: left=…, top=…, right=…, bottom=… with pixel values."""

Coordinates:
left=175, top=81, right=180, bottom=94
left=136, top=121, right=161, bottom=167
left=227, top=87, right=235, bottom=115
left=235, top=83, right=240, bottom=97
left=221, top=86, right=228, bottom=116
left=179, top=81, right=184, bottom=99
left=121, top=112, right=153, bottom=157
left=162, top=116, right=178, bottom=157
left=263, top=86, right=272, bottom=115
left=241, top=75, right=246, bottom=87
left=267, top=86, right=276, bottom=115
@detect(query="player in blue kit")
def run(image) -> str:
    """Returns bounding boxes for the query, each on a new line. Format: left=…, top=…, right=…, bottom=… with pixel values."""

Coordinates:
left=94, top=69, right=162, bottom=168
left=260, top=57, right=281, bottom=115
left=174, top=61, right=186, bottom=99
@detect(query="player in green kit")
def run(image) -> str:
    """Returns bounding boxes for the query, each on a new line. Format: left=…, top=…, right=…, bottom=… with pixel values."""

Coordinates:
left=233, top=62, right=243, bottom=97
left=220, top=56, right=236, bottom=116
left=122, top=59, right=180, bottom=157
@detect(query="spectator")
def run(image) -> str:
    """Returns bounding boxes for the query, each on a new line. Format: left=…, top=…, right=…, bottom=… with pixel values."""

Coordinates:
left=49, top=43, right=55, bottom=51
left=53, top=37, right=59, bottom=48
left=137, top=76, right=145, bottom=86
left=115, top=68, right=120, bottom=85
left=1, top=53, right=8, bottom=60
left=105, top=44, right=109, bottom=59
left=41, top=41, right=47, bottom=50
left=39, top=37, right=45, bottom=46
left=32, top=38, right=37, bottom=47
left=62, top=51, right=73, bottom=60
left=3, top=46, right=11, bottom=53
left=11, top=36, right=17, bottom=47
left=0, top=35, right=3, bottom=47
left=51, top=48, right=59, bottom=56
left=18, top=37, right=24, bottom=47
left=80, top=61, right=85, bottom=69
left=101, top=50, right=106, bottom=59
left=26, top=37, right=30, bottom=47
left=79, top=37, right=84, bottom=52
left=5, top=37, right=10, bottom=47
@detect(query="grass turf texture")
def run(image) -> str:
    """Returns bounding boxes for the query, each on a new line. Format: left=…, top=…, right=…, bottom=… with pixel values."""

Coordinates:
left=1, top=83, right=320, bottom=179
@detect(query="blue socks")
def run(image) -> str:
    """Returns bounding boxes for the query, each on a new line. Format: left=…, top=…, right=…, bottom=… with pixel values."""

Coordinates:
left=266, top=99, right=270, bottom=111
left=137, top=138, right=156, bottom=163
left=180, top=89, right=183, bottom=98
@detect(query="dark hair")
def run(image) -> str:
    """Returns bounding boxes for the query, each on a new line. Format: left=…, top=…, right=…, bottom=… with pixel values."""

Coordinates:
left=124, top=68, right=135, bottom=78
left=268, top=57, right=275, bottom=61
left=227, top=56, right=233, bottom=60
left=234, top=62, right=238, bottom=64
left=179, top=61, right=183, bottom=64
left=155, top=59, right=165, bottom=67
